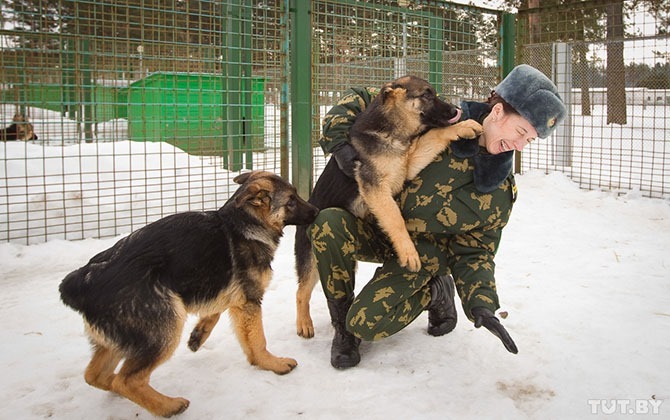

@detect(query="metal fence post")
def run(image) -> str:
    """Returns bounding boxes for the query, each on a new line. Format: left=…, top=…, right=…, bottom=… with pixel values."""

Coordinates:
left=242, top=2, right=254, bottom=169
left=429, top=15, right=443, bottom=91
left=290, top=0, right=312, bottom=198
left=553, top=42, right=572, bottom=167
left=223, top=2, right=244, bottom=171
left=80, top=38, right=93, bottom=143
left=500, top=13, right=516, bottom=77
left=280, top=0, right=290, bottom=180
left=501, top=12, right=520, bottom=173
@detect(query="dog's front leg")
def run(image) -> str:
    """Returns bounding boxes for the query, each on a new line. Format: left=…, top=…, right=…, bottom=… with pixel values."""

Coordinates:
left=360, top=184, right=421, bottom=272
left=188, top=313, right=222, bottom=352
left=406, top=120, right=483, bottom=180
left=229, top=303, right=297, bottom=375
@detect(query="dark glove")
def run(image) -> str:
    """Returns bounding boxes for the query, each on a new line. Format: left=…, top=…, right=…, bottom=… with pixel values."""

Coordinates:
left=331, top=142, right=359, bottom=179
left=471, top=307, right=518, bottom=354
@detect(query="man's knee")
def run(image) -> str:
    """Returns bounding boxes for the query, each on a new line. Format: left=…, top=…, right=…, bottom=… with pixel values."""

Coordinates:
left=307, top=207, right=354, bottom=244
left=345, top=300, right=392, bottom=342
left=346, top=316, right=393, bottom=342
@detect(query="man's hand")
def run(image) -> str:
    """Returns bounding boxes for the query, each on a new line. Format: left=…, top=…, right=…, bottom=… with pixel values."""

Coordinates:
left=471, top=307, right=518, bottom=354
left=331, top=142, right=359, bottom=179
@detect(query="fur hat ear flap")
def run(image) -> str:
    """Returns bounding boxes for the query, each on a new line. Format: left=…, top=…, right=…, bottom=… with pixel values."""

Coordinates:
left=473, top=151, right=514, bottom=193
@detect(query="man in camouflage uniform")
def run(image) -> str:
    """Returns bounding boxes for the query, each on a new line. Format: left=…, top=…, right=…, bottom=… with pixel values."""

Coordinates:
left=309, top=65, right=567, bottom=368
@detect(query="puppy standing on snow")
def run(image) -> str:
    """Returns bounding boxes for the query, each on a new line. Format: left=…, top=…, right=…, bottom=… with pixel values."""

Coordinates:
left=59, top=171, right=318, bottom=417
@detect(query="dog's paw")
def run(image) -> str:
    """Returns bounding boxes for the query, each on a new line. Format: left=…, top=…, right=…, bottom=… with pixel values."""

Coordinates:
left=187, top=328, right=205, bottom=352
left=296, top=319, right=315, bottom=339
left=274, top=357, right=298, bottom=375
left=397, top=243, right=422, bottom=272
left=157, top=397, right=190, bottom=418
left=405, top=254, right=422, bottom=272
left=252, top=350, right=298, bottom=374
left=258, top=355, right=298, bottom=375
left=188, top=313, right=221, bottom=352
left=454, top=119, right=483, bottom=139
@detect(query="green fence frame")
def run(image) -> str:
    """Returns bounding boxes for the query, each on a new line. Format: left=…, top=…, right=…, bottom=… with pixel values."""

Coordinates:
left=1, top=0, right=668, bottom=245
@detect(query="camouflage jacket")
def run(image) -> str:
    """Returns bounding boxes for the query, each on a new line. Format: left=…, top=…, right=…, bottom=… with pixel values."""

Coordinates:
left=319, top=88, right=517, bottom=319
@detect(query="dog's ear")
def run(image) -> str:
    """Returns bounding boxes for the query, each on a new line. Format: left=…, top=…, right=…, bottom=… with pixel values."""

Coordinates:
left=235, top=181, right=271, bottom=208
left=233, top=171, right=255, bottom=185
left=380, top=83, right=396, bottom=103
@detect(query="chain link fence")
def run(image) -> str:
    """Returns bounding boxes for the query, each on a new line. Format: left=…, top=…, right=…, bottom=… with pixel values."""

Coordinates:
left=311, top=1, right=502, bottom=174
left=1, top=0, right=668, bottom=244
left=1, top=0, right=286, bottom=243
left=517, top=1, right=669, bottom=198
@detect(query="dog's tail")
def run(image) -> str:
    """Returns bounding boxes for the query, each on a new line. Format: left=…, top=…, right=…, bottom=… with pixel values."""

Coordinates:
left=59, top=236, right=130, bottom=311
left=59, top=266, right=93, bottom=311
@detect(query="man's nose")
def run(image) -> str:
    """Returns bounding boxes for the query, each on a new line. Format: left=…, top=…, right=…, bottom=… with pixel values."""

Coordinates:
left=513, top=138, right=527, bottom=151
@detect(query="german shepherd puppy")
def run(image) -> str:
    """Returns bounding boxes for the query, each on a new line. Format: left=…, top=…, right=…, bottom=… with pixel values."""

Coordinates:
left=294, top=76, right=482, bottom=338
left=0, top=114, right=38, bottom=141
left=59, top=171, right=318, bottom=417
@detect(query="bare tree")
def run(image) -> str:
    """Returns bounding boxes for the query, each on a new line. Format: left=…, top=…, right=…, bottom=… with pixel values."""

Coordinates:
left=606, top=1, right=627, bottom=125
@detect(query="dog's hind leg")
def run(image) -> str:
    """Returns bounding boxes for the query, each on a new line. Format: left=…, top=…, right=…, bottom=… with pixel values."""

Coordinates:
left=188, top=313, right=221, bottom=352
left=110, top=317, right=189, bottom=417
left=111, top=293, right=190, bottom=417
left=229, top=303, right=297, bottom=375
left=295, top=224, right=318, bottom=338
left=111, top=358, right=190, bottom=418
left=84, top=344, right=123, bottom=391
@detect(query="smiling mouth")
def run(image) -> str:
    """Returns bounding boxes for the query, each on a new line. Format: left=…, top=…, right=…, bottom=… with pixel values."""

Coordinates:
left=500, top=140, right=510, bottom=153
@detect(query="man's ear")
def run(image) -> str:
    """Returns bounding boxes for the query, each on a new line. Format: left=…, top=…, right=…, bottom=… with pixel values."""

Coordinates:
left=490, top=102, right=504, bottom=121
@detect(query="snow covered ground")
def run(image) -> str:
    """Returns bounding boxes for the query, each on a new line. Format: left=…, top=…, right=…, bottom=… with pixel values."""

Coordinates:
left=1, top=170, right=669, bottom=419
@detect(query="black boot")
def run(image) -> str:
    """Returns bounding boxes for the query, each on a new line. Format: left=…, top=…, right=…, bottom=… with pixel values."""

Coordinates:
left=427, top=275, right=458, bottom=336
left=327, top=297, right=361, bottom=369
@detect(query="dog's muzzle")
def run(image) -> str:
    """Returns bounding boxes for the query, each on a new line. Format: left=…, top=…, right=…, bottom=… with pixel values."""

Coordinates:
left=447, top=108, right=462, bottom=124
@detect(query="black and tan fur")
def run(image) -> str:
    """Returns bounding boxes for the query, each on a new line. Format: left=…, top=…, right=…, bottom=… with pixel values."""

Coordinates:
left=59, top=171, right=318, bottom=417
left=294, top=76, right=482, bottom=338
left=1, top=114, right=38, bottom=141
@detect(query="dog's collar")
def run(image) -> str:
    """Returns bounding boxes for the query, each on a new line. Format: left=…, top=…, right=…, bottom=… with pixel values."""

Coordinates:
left=450, top=101, right=514, bottom=193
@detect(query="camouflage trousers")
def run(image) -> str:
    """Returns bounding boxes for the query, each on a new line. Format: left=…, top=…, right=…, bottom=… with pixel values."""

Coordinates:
left=308, top=207, right=452, bottom=341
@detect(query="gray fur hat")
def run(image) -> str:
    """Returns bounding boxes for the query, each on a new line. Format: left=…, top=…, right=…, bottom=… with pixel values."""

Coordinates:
left=494, top=64, right=567, bottom=138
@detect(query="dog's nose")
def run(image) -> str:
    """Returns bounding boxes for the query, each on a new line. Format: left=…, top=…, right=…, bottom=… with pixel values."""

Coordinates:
left=307, top=205, right=319, bottom=222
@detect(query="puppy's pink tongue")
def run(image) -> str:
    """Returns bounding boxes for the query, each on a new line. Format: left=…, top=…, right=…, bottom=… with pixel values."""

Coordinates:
left=447, top=108, right=462, bottom=124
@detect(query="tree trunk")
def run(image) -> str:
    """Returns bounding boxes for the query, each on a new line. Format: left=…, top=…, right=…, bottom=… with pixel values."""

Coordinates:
left=576, top=42, right=591, bottom=116
left=606, top=1, right=627, bottom=125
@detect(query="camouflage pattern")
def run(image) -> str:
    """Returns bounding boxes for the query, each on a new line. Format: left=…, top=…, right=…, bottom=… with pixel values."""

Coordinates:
left=320, top=87, right=380, bottom=154
left=311, top=88, right=516, bottom=341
